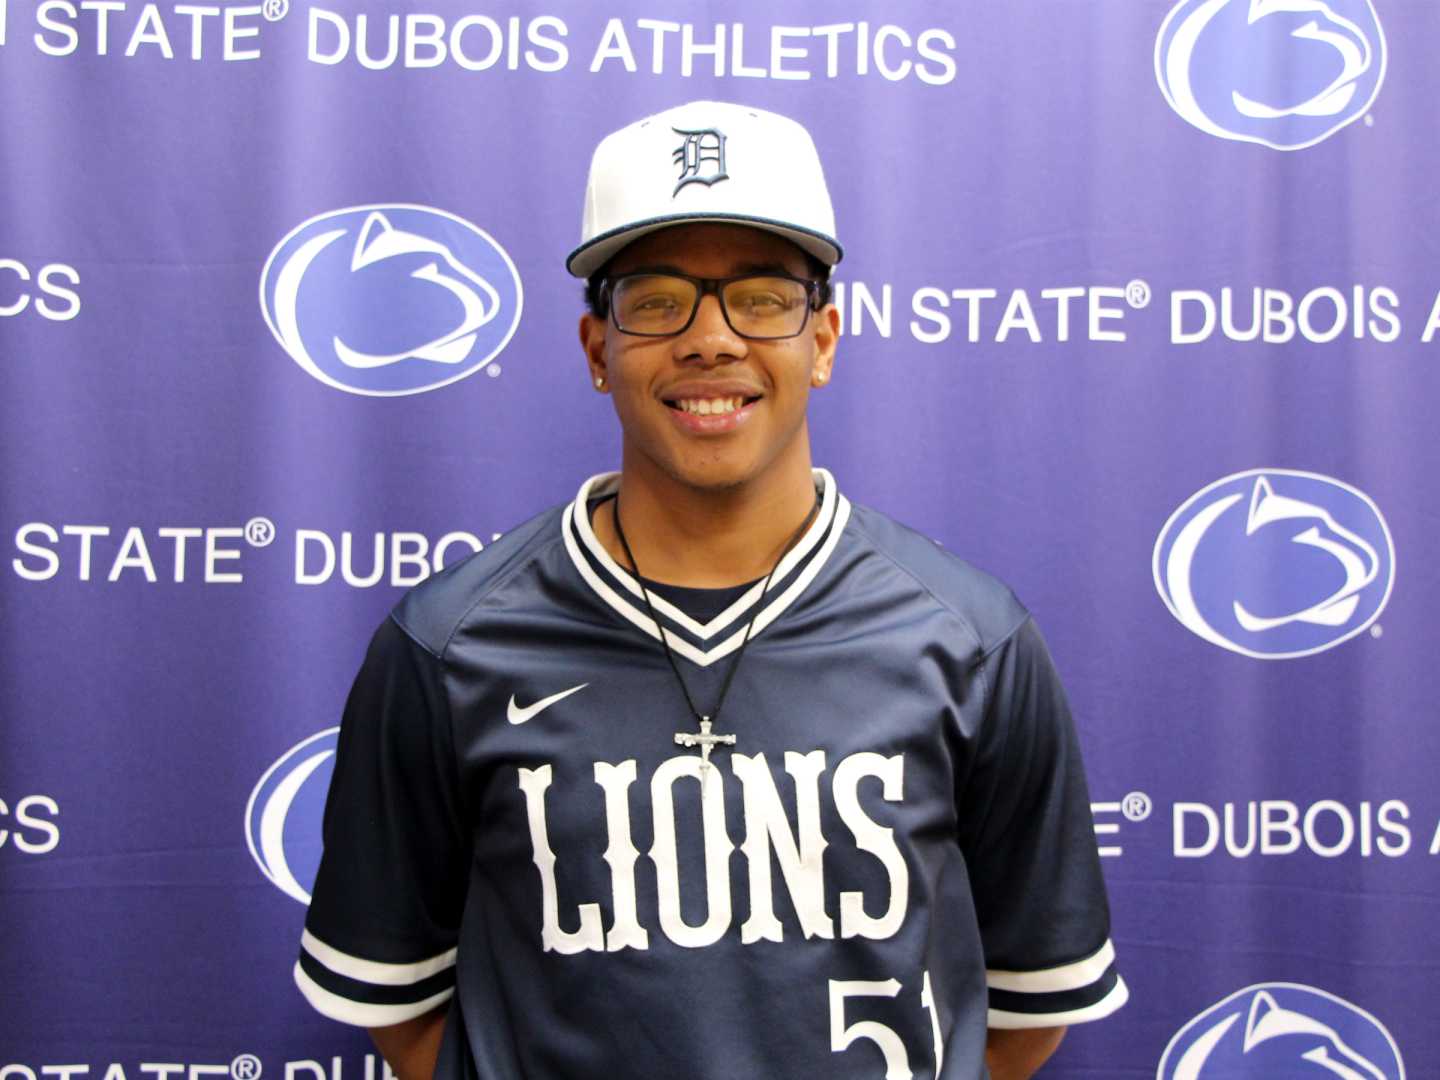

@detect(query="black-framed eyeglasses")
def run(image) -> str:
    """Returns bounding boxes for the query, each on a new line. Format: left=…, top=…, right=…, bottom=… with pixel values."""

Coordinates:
left=600, top=272, right=821, bottom=340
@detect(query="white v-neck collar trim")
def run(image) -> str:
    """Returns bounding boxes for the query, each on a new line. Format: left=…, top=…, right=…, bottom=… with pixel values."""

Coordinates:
left=562, top=469, right=850, bottom=668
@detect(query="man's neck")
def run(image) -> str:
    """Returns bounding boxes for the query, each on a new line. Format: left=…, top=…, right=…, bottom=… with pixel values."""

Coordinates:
left=595, top=449, right=819, bottom=589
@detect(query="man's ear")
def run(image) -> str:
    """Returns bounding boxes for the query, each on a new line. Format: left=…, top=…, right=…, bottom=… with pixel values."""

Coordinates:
left=810, top=303, right=839, bottom=387
left=580, top=312, right=609, bottom=391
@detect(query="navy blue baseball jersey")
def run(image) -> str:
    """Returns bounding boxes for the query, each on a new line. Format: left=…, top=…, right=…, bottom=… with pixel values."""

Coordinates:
left=297, top=470, right=1126, bottom=1078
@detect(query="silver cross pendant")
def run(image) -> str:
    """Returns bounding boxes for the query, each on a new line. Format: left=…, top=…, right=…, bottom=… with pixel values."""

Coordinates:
left=674, top=716, right=736, bottom=790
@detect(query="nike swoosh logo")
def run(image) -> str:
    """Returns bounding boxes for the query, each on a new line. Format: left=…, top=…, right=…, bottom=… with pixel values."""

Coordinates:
left=507, top=683, right=589, bottom=725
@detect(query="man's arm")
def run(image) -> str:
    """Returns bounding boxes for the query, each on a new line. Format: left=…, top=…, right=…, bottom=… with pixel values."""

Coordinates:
left=296, top=619, right=469, bottom=1041
left=369, top=1006, right=448, bottom=1080
left=986, top=1026, right=1066, bottom=1080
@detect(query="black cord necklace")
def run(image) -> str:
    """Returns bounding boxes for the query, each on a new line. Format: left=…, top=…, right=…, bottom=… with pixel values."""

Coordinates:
left=611, top=490, right=820, bottom=777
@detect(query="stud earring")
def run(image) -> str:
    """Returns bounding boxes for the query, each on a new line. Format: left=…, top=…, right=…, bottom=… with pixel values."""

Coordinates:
left=595, top=377, right=606, bottom=390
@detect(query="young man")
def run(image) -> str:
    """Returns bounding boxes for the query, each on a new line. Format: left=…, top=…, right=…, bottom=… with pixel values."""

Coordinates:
left=296, top=101, right=1126, bottom=1079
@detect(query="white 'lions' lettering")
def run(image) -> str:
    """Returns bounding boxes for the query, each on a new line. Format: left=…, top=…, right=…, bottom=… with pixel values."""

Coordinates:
left=651, top=756, right=735, bottom=948
left=834, top=752, right=908, bottom=939
left=519, top=750, right=907, bottom=953
left=518, top=764, right=605, bottom=953
left=733, top=750, right=831, bottom=943
left=593, top=760, right=648, bottom=951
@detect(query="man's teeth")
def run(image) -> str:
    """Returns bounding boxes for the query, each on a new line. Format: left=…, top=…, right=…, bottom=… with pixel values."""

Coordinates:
left=674, top=397, right=746, bottom=416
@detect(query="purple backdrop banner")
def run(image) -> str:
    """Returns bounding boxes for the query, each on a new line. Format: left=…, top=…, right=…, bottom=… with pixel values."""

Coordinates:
left=3, top=1, right=1436, bottom=1077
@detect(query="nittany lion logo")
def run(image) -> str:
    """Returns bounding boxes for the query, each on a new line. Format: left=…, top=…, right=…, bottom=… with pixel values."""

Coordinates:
left=1153, top=469, right=1394, bottom=659
left=260, top=205, right=522, bottom=396
left=245, top=728, right=338, bottom=904
left=1155, top=0, right=1386, bottom=150
left=1158, top=984, right=1405, bottom=1078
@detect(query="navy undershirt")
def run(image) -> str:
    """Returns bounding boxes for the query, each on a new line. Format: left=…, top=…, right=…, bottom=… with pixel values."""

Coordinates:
left=589, top=496, right=760, bottom=622
left=639, top=576, right=757, bottom=623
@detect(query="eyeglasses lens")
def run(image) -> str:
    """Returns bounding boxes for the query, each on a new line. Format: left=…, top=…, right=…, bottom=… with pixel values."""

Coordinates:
left=612, top=276, right=697, bottom=334
left=723, top=278, right=809, bottom=337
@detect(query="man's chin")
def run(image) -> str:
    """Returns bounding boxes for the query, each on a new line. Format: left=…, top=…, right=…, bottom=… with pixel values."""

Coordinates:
left=661, top=457, right=756, bottom=494
left=625, top=428, right=808, bottom=497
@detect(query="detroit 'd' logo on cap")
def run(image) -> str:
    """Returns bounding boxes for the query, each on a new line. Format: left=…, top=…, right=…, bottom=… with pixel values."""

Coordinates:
left=245, top=728, right=338, bottom=904
left=672, top=127, right=729, bottom=195
left=1158, top=983, right=1404, bottom=1078
left=1155, top=0, right=1386, bottom=150
left=260, top=205, right=523, bottom=396
left=1153, top=469, right=1394, bottom=659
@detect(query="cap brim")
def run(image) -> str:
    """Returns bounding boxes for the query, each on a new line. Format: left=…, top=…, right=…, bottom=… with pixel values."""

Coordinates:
left=566, top=212, right=843, bottom=278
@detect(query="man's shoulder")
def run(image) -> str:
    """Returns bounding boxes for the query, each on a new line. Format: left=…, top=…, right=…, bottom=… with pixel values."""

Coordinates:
left=389, top=501, right=567, bottom=657
left=844, top=500, right=1030, bottom=655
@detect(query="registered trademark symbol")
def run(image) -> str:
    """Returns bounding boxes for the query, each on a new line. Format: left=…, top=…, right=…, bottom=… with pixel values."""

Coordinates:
left=1370, top=624, right=1383, bottom=639
left=230, top=1055, right=262, bottom=1080
left=1121, top=791, right=1153, bottom=823
left=487, top=365, right=502, bottom=378
left=1125, top=279, right=1151, bottom=310
left=261, top=0, right=288, bottom=21
left=244, top=517, right=277, bottom=548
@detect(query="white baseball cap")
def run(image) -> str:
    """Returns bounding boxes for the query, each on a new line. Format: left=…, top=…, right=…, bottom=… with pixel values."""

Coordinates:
left=566, top=100, right=842, bottom=279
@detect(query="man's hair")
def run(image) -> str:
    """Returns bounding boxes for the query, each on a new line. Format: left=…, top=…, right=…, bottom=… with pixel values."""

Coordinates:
left=584, top=253, right=835, bottom=318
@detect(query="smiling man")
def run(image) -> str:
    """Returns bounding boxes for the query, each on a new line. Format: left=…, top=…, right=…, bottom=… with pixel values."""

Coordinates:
left=296, top=101, right=1126, bottom=1079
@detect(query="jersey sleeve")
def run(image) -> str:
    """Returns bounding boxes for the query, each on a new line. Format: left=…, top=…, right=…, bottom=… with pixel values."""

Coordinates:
left=295, top=614, right=470, bottom=1028
left=956, top=615, right=1128, bottom=1029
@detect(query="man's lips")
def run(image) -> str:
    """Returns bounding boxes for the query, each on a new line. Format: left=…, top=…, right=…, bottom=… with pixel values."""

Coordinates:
left=659, top=382, right=764, bottom=434
left=660, top=380, right=764, bottom=406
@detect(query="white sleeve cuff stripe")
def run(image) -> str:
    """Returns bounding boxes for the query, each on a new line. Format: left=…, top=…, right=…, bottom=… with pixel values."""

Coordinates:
left=294, top=962, right=454, bottom=1028
left=986, top=939, right=1117, bottom=993
left=301, top=928, right=458, bottom=986
left=987, top=976, right=1129, bottom=1029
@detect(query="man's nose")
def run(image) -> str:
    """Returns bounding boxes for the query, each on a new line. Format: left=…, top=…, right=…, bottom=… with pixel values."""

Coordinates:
left=674, top=293, right=746, bottom=365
